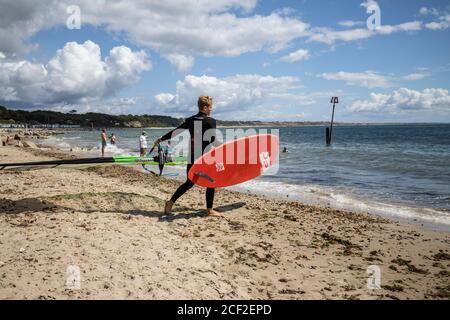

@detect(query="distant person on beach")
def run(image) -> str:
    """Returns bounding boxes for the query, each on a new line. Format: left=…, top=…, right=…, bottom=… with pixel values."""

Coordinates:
left=153, top=96, right=222, bottom=217
left=101, top=128, right=107, bottom=157
left=110, top=133, right=116, bottom=145
left=139, top=132, right=148, bottom=156
left=165, top=141, right=174, bottom=162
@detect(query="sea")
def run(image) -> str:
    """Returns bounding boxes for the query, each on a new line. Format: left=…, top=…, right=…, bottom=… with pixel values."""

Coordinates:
left=42, top=124, right=450, bottom=230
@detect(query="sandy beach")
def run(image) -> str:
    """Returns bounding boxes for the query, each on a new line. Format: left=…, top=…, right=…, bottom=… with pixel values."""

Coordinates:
left=0, top=133, right=449, bottom=300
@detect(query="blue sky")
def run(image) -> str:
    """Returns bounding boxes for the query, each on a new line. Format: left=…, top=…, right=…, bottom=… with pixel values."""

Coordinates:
left=0, top=0, right=450, bottom=122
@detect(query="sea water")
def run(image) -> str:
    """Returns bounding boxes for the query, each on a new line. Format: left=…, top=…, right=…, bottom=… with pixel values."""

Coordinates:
left=43, top=124, right=450, bottom=230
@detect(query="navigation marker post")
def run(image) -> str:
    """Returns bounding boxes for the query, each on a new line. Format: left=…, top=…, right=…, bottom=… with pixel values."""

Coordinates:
left=326, top=97, right=339, bottom=145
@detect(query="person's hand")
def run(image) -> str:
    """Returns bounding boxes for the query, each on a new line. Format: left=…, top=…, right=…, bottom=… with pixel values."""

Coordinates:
left=153, top=137, right=162, bottom=146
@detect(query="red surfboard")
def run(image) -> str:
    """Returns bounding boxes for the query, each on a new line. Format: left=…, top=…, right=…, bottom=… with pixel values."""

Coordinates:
left=188, top=134, right=279, bottom=188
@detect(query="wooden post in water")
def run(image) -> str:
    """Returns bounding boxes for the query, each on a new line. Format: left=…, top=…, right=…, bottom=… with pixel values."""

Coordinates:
left=326, top=97, right=339, bottom=145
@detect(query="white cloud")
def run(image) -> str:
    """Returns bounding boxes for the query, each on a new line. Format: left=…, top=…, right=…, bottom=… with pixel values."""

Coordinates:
left=425, top=18, right=450, bottom=30
left=111, top=97, right=141, bottom=107
left=348, top=88, right=450, bottom=113
left=308, top=27, right=372, bottom=44
left=0, top=40, right=151, bottom=105
left=279, top=49, right=310, bottom=63
left=318, top=71, right=391, bottom=88
left=360, top=0, right=379, bottom=9
left=425, top=22, right=446, bottom=30
left=441, top=14, right=450, bottom=23
left=376, top=21, right=422, bottom=35
left=0, top=0, right=68, bottom=56
left=105, top=46, right=151, bottom=91
left=1, top=0, right=447, bottom=72
left=308, top=20, right=422, bottom=44
left=155, top=93, right=176, bottom=105
left=419, top=7, right=440, bottom=16
left=154, top=74, right=302, bottom=117
left=419, top=7, right=428, bottom=15
left=0, top=0, right=309, bottom=70
left=319, top=71, right=429, bottom=88
left=402, top=73, right=428, bottom=81
left=423, top=10, right=450, bottom=30
left=84, top=1, right=309, bottom=66
left=153, top=74, right=343, bottom=120
left=164, top=54, right=195, bottom=73
left=338, top=20, right=364, bottom=28
left=48, top=96, right=147, bottom=115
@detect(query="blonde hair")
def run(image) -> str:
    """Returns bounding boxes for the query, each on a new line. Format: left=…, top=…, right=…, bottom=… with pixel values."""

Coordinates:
left=198, top=96, right=213, bottom=110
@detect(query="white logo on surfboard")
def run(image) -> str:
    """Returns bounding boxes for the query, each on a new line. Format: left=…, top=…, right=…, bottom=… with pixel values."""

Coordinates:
left=215, top=162, right=225, bottom=172
left=259, top=152, right=271, bottom=172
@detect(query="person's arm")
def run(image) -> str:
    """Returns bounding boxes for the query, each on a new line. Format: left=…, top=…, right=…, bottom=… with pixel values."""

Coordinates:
left=154, top=119, right=189, bottom=145
left=209, top=118, right=221, bottom=147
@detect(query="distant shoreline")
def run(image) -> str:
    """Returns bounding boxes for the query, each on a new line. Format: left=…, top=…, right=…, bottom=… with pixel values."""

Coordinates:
left=2, top=123, right=450, bottom=131
left=2, top=105, right=449, bottom=129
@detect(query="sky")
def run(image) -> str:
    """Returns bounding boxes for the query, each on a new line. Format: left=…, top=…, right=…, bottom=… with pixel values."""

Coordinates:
left=0, top=0, right=450, bottom=122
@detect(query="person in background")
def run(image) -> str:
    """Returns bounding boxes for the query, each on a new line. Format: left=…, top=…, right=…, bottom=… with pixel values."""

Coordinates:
left=282, top=147, right=289, bottom=153
left=139, top=131, right=148, bottom=156
left=101, top=128, right=107, bottom=157
left=110, top=133, right=116, bottom=145
left=165, top=140, right=174, bottom=162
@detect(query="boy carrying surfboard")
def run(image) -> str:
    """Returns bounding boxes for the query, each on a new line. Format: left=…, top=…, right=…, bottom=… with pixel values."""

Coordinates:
left=153, top=96, right=224, bottom=217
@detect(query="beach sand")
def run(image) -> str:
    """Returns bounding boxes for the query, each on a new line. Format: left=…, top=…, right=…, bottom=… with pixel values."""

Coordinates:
left=0, top=143, right=449, bottom=300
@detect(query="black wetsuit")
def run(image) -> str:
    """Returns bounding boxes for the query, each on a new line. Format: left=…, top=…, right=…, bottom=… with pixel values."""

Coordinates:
left=160, top=112, right=218, bottom=208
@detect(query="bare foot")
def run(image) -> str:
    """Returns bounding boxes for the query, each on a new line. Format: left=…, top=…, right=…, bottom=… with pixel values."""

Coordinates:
left=207, top=209, right=225, bottom=218
left=164, top=200, right=173, bottom=215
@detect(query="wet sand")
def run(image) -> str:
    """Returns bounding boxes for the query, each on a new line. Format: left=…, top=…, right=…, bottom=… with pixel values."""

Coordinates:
left=0, top=144, right=449, bottom=300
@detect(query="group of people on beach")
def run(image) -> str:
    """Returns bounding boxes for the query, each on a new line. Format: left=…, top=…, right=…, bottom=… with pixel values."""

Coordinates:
left=2, top=134, right=23, bottom=147
left=100, top=129, right=148, bottom=158
left=100, top=127, right=178, bottom=160
left=100, top=129, right=117, bottom=157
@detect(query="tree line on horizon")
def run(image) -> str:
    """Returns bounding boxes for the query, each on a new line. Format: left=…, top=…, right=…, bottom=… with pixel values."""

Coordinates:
left=0, top=105, right=184, bottom=128
left=0, top=105, right=330, bottom=128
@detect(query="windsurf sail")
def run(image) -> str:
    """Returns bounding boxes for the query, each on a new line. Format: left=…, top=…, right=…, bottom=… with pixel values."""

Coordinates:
left=0, top=155, right=187, bottom=171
